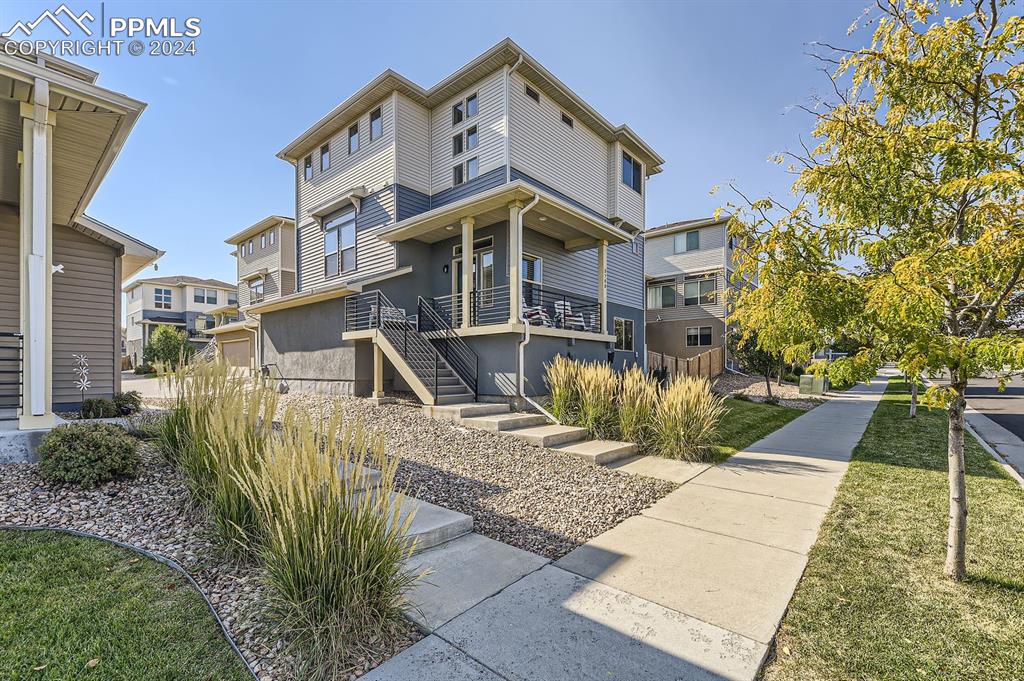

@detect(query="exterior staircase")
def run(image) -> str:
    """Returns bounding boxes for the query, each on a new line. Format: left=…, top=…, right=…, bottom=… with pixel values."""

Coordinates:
left=424, top=401, right=638, bottom=466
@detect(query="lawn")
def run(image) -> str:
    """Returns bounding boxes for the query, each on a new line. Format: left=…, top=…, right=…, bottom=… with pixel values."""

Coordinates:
left=0, top=530, right=252, bottom=681
left=711, top=397, right=804, bottom=463
left=763, top=379, right=1024, bottom=681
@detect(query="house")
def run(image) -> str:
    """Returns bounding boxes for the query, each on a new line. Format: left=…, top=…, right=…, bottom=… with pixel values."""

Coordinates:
left=209, top=216, right=297, bottom=371
left=244, top=38, right=663, bottom=405
left=0, top=45, right=161, bottom=428
left=123, top=276, right=237, bottom=366
left=644, top=216, right=741, bottom=362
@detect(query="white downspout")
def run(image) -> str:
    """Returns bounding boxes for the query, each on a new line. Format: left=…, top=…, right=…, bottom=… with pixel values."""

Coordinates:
left=515, top=193, right=557, bottom=421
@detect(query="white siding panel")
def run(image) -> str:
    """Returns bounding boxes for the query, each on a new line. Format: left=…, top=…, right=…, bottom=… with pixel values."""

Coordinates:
left=644, top=224, right=727, bottom=278
left=647, top=270, right=727, bottom=321
left=429, top=70, right=506, bottom=193
left=395, top=94, right=430, bottom=194
left=509, top=73, right=609, bottom=218
left=615, top=148, right=645, bottom=229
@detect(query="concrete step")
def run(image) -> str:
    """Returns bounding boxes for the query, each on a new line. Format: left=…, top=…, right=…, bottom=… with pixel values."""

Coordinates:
left=397, top=493, right=474, bottom=554
left=339, top=462, right=382, bottom=491
left=437, top=384, right=470, bottom=396
left=505, top=424, right=588, bottom=448
left=462, top=412, right=550, bottom=432
left=435, top=393, right=476, bottom=405
left=552, top=439, right=638, bottom=466
left=436, top=376, right=462, bottom=387
left=423, top=402, right=511, bottom=421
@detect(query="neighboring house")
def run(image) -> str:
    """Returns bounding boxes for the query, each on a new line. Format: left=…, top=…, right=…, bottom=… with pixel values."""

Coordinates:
left=209, top=216, right=297, bottom=371
left=246, top=38, right=663, bottom=404
left=123, top=276, right=237, bottom=366
left=644, top=216, right=744, bottom=361
left=0, top=45, right=162, bottom=427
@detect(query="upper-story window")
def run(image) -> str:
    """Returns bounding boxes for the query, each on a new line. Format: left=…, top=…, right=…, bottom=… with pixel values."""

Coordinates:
left=466, top=93, right=478, bottom=118
left=453, top=163, right=464, bottom=186
left=269, top=229, right=276, bottom=246
left=524, top=84, right=540, bottom=103
left=683, top=276, right=717, bottom=306
left=320, top=143, right=330, bottom=171
left=466, top=126, right=478, bottom=151
left=303, top=155, right=313, bottom=181
left=194, top=288, right=217, bottom=304
left=561, top=112, right=574, bottom=128
left=247, top=239, right=254, bottom=255
left=673, top=230, right=700, bottom=253
left=154, top=287, right=172, bottom=309
left=728, top=235, right=738, bottom=249
left=452, top=100, right=464, bottom=125
left=227, top=290, right=238, bottom=306
left=261, top=233, right=266, bottom=249
left=348, top=124, right=359, bottom=154
left=369, top=107, right=382, bottom=141
left=646, top=280, right=675, bottom=309
left=452, top=133, right=463, bottom=156
left=324, top=207, right=356, bottom=277
left=249, top=277, right=265, bottom=304
left=622, top=151, right=642, bottom=194
left=466, top=157, right=478, bottom=181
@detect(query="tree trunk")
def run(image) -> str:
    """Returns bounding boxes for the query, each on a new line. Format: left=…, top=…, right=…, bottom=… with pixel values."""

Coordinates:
left=777, top=362, right=784, bottom=386
left=764, top=374, right=774, bottom=399
left=944, top=374, right=968, bottom=581
left=909, top=381, right=918, bottom=418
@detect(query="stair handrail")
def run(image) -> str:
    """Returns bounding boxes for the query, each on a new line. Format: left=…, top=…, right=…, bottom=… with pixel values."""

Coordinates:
left=417, top=296, right=479, bottom=398
left=361, top=290, right=445, bottom=400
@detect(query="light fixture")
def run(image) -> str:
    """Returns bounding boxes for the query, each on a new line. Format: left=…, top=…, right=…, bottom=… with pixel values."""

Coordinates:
left=446, top=224, right=455, bottom=230
left=538, top=216, right=547, bottom=221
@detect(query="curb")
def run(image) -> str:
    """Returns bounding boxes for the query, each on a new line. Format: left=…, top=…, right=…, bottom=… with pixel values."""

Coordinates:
left=0, top=525, right=260, bottom=681
left=963, top=410, right=1024, bottom=489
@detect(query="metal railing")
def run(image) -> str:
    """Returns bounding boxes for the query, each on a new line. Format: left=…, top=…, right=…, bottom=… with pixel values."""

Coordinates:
left=472, top=284, right=511, bottom=326
left=521, top=286, right=602, bottom=333
left=418, top=297, right=479, bottom=397
left=0, top=332, right=24, bottom=413
left=429, top=291, right=461, bottom=328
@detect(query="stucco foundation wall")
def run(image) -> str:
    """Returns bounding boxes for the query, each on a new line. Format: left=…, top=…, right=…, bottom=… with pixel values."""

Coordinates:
left=463, top=333, right=611, bottom=398
left=646, top=317, right=726, bottom=359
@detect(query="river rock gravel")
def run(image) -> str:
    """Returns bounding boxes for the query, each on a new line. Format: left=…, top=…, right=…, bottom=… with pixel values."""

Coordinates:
left=275, top=393, right=678, bottom=560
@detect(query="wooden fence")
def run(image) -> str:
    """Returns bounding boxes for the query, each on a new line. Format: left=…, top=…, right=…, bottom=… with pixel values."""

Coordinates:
left=647, top=346, right=725, bottom=381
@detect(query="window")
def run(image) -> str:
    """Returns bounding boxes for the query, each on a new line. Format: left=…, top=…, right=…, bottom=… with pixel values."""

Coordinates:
left=683, top=277, right=717, bottom=306
left=154, top=287, right=172, bottom=309
left=249, top=277, right=265, bottom=303
left=320, top=143, right=330, bottom=171
left=227, top=291, right=238, bottom=306
left=261, top=233, right=266, bottom=249
left=247, top=240, right=253, bottom=255
left=466, top=93, right=478, bottom=118
left=728, top=235, right=738, bottom=249
left=646, top=282, right=675, bottom=309
left=452, top=163, right=464, bottom=186
left=324, top=207, right=356, bottom=277
left=452, top=133, right=463, bottom=156
left=561, top=112, right=574, bottom=128
left=303, top=155, right=313, bottom=180
left=466, top=157, right=478, bottom=180
left=622, top=151, right=642, bottom=193
left=452, top=236, right=494, bottom=257
left=452, top=100, right=464, bottom=125
left=348, top=124, right=359, bottom=154
left=686, top=326, right=713, bottom=347
left=269, top=229, right=276, bottom=246
left=466, top=125, right=478, bottom=150
left=194, top=287, right=206, bottom=304
left=525, top=84, right=540, bottom=103
left=206, top=289, right=217, bottom=304
left=674, top=230, right=700, bottom=253
left=370, top=107, right=382, bottom=141
left=614, top=318, right=634, bottom=351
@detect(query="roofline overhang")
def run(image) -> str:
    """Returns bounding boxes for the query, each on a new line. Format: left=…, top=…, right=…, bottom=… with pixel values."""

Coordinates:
left=208, top=320, right=258, bottom=335
left=123, top=279, right=236, bottom=293
left=245, top=265, right=413, bottom=315
left=224, top=215, right=295, bottom=245
left=645, top=216, right=731, bottom=239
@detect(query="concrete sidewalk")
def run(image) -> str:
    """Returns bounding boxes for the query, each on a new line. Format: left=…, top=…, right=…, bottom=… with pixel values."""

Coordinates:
left=365, top=375, right=891, bottom=681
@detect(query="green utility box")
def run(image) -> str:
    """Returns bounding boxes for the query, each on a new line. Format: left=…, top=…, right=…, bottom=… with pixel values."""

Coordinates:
left=799, top=374, right=826, bottom=395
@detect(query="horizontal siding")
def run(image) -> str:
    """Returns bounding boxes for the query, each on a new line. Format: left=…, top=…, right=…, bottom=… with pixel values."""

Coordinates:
left=395, top=94, right=430, bottom=194
left=509, top=72, right=609, bottom=218
left=615, top=147, right=645, bottom=229
left=0, top=206, right=20, bottom=333
left=510, top=168, right=605, bottom=221
left=431, top=165, right=506, bottom=210
left=238, top=270, right=281, bottom=308
left=430, top=69, right=506, bottom=194
left=607, top=235, right=644, bottom=308
left=646, top=270, right=727, bottom=321
left=645, top=224, right=727, bottom=277
left=395, top=184, right=430, bottom=221
left=237, top=231, right=281, bottom=279
left=0, top=100, right=20, bottom=206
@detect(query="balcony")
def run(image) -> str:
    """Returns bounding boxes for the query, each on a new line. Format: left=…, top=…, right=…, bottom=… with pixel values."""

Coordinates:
left=425, top=285, right=603, bottom=334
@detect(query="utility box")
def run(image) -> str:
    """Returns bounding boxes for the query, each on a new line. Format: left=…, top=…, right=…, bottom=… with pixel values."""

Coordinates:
left=799, top=374, right=826, bottom=395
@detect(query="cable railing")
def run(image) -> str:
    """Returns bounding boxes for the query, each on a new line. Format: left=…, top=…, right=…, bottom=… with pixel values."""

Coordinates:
left=418, top=297, right=479, bottom=397
left=0, top=332, right=24, bottom=413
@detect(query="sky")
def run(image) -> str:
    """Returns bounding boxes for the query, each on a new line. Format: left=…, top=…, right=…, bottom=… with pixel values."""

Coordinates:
left=2, top=0, right=871, bottom=288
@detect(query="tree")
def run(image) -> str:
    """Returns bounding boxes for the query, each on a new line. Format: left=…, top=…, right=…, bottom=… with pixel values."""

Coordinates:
left=143, top=325, right=191, bottom=369
left=728, top=330, right=783, bottom=401
left=724, top=0, right=1024, bottom=580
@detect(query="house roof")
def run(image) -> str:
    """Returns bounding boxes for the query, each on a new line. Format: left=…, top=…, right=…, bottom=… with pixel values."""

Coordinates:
left=224, top=215, right=295, bottom=245
left=124, top=275, right=235, bottom=293
left=645, top=216, right=730, bottom=238
left=277, top=38, right=664, bottom=173
left=74, top=214, right=163, bottom=282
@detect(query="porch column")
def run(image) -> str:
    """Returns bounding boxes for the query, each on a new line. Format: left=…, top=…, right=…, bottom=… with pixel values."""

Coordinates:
left=19, top=79, right=56, bottom=429
left=460, top=216, right=474, bottom=329
left=597, top=239, right=608, bottom=334
left=508, top=201, right=523, bottom=324
left=372, top=343, right=385, bottom=398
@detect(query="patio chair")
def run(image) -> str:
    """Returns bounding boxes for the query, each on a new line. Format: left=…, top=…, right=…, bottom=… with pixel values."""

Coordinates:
left=554, top=300, right=585, bottom=330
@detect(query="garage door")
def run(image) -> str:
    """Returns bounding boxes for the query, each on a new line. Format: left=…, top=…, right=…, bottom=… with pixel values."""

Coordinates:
left=221, top=339, right=251, bottom=369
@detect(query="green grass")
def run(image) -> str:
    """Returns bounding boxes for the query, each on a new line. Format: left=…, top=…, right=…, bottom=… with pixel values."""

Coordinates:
left=0, top=530, right=252, bottom=681
left=711, top=397, right=804, bottom=463
left=763, top=379, right=1024, bottom=681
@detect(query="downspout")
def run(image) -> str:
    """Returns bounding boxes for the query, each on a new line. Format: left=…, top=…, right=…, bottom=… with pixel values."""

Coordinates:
left=505, top=55, right=523, bottom=184
left=515, top=193, right=557, bottom=421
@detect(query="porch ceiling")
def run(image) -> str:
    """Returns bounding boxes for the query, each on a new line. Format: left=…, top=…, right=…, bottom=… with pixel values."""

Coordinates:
left=375, top=180, right=633, bottom=251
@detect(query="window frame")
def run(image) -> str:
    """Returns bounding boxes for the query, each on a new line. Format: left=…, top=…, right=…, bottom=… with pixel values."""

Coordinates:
left=320, top=143, right=330, bottom=172
left=193, top=287, right=206, bottom=304
left=269, top=229, right=276, bottom=246
left=369, top=107, right=382, bottom=141
left=323, top=207, right=357, bottom=278
left=303, top=155, right=313, bottom=180
left=452, top=163, right=464, bottom=186
left=646, top=281, right=676, bottom=310
left=247, top=240, right=254, bottom=256
left=686, top=325, right=714, bottom=347
left=452, top=100, right=464, bottom=125
left=452, top=236, right=494, bottom=257
left=465, top=93, right=478, bottom=118
left=466, top=156, right=479, bottom=181
left=622, top=151, right=642, bottom=194
left=249, top=277, right=265, bottom=304
left=452, top=132, right=463, bottom=156
left=521, top=253, right=543, bottom=284
left=154, top=287, right=172, bottom=310
left=227, top=291, right=238, bottom=307
left=614, top=318, right=634, bottom=352
left=261, top=233, right=266, bottom=249
left=561, top=112, right=574, bottom=128
left=466, top=125, right=478, bottom=151
left=348, top=124, right=359, bottom=155
left=674, top=229, right=700, bottom=253
left=524, top=84, right=540, bottom=103
left=683, top=276, right=717, bottom=306
left=206, top=289, right=217, bottom=305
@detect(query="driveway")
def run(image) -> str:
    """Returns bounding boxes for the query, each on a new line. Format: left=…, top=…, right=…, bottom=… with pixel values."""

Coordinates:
left=120, top=372, right=173, bottom=400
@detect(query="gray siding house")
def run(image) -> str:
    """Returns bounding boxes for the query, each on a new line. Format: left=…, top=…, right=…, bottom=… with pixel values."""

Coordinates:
left=248, top=39, right=663, bottom=404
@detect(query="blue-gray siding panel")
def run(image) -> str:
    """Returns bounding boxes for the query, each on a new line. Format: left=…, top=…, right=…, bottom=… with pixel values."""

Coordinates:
left=395, top=184, right=431, bottom=221
left=430, top=166, right=507, bottom=210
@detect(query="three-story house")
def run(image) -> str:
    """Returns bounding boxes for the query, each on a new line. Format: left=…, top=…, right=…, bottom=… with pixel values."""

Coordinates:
left=246, top=39, right=663, bottom=404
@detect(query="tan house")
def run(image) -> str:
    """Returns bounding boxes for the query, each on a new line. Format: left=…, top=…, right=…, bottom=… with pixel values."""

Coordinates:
left=0, top=45, right=161, bottom=426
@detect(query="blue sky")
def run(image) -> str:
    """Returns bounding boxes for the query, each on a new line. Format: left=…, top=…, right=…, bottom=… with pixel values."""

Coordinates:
left=3, top=0, right=867, bottom=286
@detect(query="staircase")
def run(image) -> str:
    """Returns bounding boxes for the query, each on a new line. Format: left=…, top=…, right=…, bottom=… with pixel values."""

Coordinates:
left=345, top=291, right=478, bottom=406
left=424, top=401, right=638, bottom=466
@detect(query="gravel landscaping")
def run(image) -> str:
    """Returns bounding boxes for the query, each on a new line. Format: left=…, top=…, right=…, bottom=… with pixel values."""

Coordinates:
left=274, top=393, right=678, bottom=560
left=0, top=443, right=421, bottom=681
left=713, top=372, right=826, bottom=410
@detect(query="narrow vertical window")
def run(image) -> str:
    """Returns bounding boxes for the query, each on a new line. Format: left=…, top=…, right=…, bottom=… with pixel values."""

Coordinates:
left=466, top=157, right=478, bottom=180
left=452, top=101, right=464, bottom=125
left=269, top=229, right=276, bottom=246
left=466, top=93, right=478, bottom=117
left=452, top=133, right=463, bottom=156
left=261, top=233, right=266, bottom=249
left=452, top=163, right=464, bottom=186
left=369, top=107, right=382, bottom=140
left=348, top=124, right=359, bottom=154
left=320, top=144, right=330, bottom=171
left=622, top=151, right=642, bottom=193
left=466, top=125, right=478, bottom=150
left=303, top=155, right=313, bottom=180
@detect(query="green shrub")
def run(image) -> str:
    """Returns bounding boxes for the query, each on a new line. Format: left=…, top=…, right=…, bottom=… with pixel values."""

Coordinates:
left=618, top=366, right=658, bottom=451
left=113, top=390, right=142, bottom=415
left=134, top=363, right=155, bottom=375
left=123, top=410, right=165, bottom=440
left=576, top=361, right=619, bottom=439
left=143, top=325, right=192, bottom=369
left=651, top=377, right=726, bottom=461
left=38, top=422, right=140, bottom=488
left=544, top=354, right=580, bottom=422
left=81, top=398, right=118, bottom=419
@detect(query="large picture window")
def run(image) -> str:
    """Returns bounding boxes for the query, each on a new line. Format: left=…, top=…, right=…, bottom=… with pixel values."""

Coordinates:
left=522, top=253, right=542, bottom=306
left=249, top=277, right=265, bottom=303
left=324, top=207, right=356, bottom=277
left=683, top=277, right=717, bottom=306
left=673, top=230, right=700, bottom=253
left=646, top=281, right=675, bottom=309
left=154, top=287, right=172, bottom=309
left=686, top=326, right=713, bottom=347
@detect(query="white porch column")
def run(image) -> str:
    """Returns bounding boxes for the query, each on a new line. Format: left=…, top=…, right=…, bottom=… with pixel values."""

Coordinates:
left=597, top=239, right=608, bottom=334
left=372, top=343, right=385, bottom=398
left=460, top=216, right=474, bottom=329
left=19, top=80, right=56, bottom=429
left=508, top=201, right=523, bottom=324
